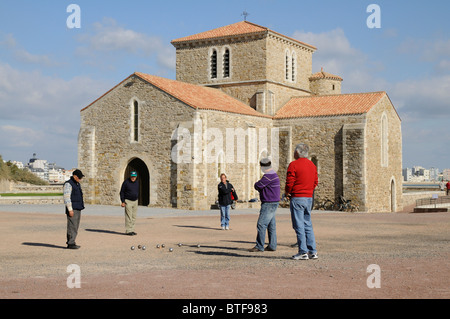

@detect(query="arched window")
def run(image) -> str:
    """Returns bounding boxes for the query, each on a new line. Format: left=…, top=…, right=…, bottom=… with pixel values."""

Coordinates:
left=381, top=113, right=388, bottom=167
left=291, top=52, right=296, bottom=82
left=285, top=51, right=290, bottom=80
left=223, top=48, right=230, bottom=78
left=210, top=49, right=217, bottom=79
left=133, top=100, right=139, bottom=142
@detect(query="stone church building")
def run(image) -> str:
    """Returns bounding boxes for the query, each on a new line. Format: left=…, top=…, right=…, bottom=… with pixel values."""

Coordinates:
left=78, top=21, right=402, bottom=212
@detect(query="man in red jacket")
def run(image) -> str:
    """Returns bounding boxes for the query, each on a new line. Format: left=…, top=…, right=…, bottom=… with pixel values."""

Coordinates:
left=285, top=143, right=318, bottom=260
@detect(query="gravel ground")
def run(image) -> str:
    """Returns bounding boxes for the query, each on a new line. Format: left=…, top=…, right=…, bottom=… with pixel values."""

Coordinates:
left=0, top=204, right=449, bottom=300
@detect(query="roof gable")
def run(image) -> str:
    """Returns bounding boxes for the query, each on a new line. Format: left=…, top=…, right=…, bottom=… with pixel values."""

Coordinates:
left=82, top=72, right=270, bottom=118
left=274, top=92, right=387, bottom=119
left=135, top=72, right=270, bottom=118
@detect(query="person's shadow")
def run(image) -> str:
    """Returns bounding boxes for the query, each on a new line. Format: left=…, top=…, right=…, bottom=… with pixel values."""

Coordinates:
left=22, top=242, right=66, bottom=249
left=84, top=228, right=125, bottom=235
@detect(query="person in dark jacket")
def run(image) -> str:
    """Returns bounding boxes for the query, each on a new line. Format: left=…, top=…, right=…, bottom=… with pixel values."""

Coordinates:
left=249, top=158, right=280, bottom=252
left=63, top=169, right=85, bottom=249
left=120, top=171, right=139, bottom=235
left=218, top=173, right=235, bottom=230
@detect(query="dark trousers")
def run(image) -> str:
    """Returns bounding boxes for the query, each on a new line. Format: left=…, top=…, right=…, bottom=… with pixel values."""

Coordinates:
left=66, top=210, right=81, bottom=246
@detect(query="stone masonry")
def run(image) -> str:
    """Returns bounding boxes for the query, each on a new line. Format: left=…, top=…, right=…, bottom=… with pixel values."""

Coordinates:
left=78, top=21, right=403, bottom=212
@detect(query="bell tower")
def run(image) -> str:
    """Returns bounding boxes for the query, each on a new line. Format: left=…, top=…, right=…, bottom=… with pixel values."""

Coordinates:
left=171, top=21, right=316, bottom=115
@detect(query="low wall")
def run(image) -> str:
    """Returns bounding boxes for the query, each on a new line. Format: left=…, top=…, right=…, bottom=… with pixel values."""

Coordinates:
left=0, top=196, right=63, bottom=205
left=10, top=184, right=63, bottom=193
left=402, top=191, right=446, bottom=207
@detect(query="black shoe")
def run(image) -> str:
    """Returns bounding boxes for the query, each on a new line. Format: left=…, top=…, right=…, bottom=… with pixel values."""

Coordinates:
left=248, top=247, right=263, bottom=252
left=67, top=244, right=80, bottom=249
left=264, top=246, right=276, bottom=251
left=126, top=232, right=137, bottom=236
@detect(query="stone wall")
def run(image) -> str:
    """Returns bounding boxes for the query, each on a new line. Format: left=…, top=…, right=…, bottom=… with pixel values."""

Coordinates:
left=402, top=191, right=446, bottom=208
left=79, top=75, right=195, bottom=208
left=196, top=110, right=273, bottom=208
left=310, top=78, right=342, bottom=95
left=0, top=196, right=63, bottom=205
left=265, top=34, right=314, bottom=92
left=364, top=95, right=403, bottom=212
left=342, top=123, right=366, bottom=211
left=175, top=36, right=268, bottom=85
left=274, top=114, right=366, bottom=208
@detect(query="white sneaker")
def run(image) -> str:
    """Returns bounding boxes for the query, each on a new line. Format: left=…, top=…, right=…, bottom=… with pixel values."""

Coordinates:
left=221, top=226, right=225, bottom=230
left=292, top=253, right=309, bottom=260
left=308, top=252, right=318, bottom=259
left=225, top=226, right=229, bottom=230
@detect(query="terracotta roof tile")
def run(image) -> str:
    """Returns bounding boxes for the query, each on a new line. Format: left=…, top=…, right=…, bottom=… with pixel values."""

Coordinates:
left=171, top=21, right=316, bottom=50
left=274, top=92, right=386, bottom=119
left=135, top=72, right=270, bottom=118
left=309, top=68, right=343, bottom=81
left=171, top=21, right=267, bottom=43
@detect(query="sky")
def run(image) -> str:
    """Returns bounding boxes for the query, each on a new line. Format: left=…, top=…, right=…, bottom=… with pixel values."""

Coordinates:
left=0, top=0, right=449, bottom=171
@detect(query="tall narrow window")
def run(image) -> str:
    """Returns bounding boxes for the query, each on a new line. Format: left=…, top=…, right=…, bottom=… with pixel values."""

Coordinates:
left=133, top=100, right=139, bottom=142
left=285, top=53, right=289, bottom=80
left=381, top=114, right=388, bottom=167
left=291, top=53, right=296, bottom=82
left=211, top=50, right=217, bottom=79
left=223, top=49, right=230, bottom=78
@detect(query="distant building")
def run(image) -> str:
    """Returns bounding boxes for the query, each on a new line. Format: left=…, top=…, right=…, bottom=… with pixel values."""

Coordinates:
left=402, top=168, right=412, bottom=181
left=443, top=169, right=450, bottom=181
left=25, top=153, right=67, bottom=184
left=429, top=167, right=440, bottom=181
left=11, top=161, right=24, bottom=169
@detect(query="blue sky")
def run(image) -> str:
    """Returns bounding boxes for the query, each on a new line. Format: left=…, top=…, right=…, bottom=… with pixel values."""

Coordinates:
left=0, top=0, right=449, bottom=171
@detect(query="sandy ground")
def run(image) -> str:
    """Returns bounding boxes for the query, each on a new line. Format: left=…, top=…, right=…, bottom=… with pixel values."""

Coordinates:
left=0, top=204, right=449, bottom=301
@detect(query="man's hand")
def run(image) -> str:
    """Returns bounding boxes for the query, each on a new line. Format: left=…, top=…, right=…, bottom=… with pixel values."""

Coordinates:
left=68, top=210, right=74, bottom=217
left=121, top=202, right=126, bottom=207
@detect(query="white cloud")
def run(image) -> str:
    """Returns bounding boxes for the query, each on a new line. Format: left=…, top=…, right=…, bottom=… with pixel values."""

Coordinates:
left=0, top=62, right=108, bottom=122
left=292, top=28, right=387, bottom=93
left=0, top=33, right=59, bottom=67
left=0, top=125, right=43, bottom=147
left=391, top=75, right=450, bottom=119
left=0, top=62, right=110, bottom=167
left=76, top=18, right=176, bottom=71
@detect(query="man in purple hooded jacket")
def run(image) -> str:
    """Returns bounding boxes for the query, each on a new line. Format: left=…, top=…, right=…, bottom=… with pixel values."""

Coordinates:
left=249, top=158, right=280, bottom=252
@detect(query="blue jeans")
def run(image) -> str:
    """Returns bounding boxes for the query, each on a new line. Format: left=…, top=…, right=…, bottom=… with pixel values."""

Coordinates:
left=219, top=205, right=230, bottom=227
left=256, top=202, right=278, bottom=251
left=290, top=197, right=317, bottom=254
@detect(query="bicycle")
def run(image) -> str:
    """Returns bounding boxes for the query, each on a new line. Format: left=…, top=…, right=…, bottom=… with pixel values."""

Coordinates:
left=315, top=198, right=335, bottom=210
left=336, top=195, right=359, bottom=212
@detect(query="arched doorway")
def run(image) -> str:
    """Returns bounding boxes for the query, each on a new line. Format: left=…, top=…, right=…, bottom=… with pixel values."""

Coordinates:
left=124, top=158, right=150, bottom=206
